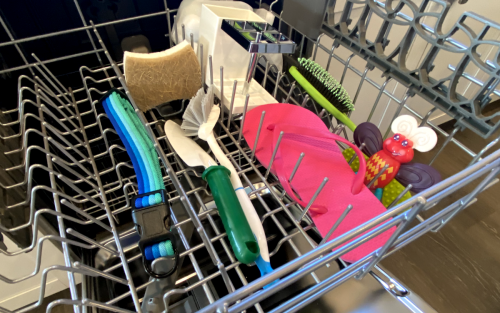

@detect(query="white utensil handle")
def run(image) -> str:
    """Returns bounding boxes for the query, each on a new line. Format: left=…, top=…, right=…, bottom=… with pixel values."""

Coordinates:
left=207, top=133, right=270, bottom=262
left=207, top=133, right=242, bottom=188
left=235, top=188, right=270, bottom=262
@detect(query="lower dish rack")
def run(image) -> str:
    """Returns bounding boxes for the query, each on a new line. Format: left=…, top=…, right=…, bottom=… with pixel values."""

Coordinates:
left=1, top=2, right=500, bottom=313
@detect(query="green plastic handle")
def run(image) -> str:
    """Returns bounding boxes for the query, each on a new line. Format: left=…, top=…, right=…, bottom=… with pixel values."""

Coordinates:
left=289, top=66, right=357, bottom=132
left=202, top=165, right=260, bottom=264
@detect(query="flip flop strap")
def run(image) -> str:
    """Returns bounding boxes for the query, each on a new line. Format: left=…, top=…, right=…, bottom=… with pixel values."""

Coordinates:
left=270, top=123, right=366, bottom=213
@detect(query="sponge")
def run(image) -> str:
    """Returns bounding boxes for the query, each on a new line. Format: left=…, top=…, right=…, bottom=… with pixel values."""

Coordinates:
left=123, top=40, right=201, bottom=112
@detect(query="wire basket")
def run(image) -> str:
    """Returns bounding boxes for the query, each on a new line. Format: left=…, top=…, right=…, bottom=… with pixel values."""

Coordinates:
left=1, top=0, right=500, bottom=312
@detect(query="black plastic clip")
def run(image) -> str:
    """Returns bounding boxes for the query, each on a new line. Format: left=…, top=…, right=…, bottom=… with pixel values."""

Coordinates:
left=131, top=189, right=178, bottom=279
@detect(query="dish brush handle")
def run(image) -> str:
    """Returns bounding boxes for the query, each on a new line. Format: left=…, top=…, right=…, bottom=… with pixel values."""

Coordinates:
left=207, top=133, right=271, bottom=263
left=202, top=165, right=259, bottom=264
left=235, top=188, right=271, bottom=263
left=289, top=66, right=357, bottom=132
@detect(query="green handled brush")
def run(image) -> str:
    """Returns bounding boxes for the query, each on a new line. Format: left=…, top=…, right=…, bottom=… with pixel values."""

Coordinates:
left=289, top=58, right=357, bottom=131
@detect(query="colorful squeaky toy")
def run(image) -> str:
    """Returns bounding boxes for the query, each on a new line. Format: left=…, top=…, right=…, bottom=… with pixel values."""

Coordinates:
left=354, top=115, right=441, bottom=193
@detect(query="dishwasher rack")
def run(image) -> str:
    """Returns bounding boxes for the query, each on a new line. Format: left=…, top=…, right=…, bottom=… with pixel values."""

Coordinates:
left=1, top=0, right=500, bottom=312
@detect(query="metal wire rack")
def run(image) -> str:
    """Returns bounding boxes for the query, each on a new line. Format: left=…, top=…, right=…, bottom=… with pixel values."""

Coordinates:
left=1, top=0, right=500, bottom=312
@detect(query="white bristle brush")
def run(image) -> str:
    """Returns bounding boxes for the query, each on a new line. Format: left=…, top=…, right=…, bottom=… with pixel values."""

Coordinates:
left=181, top=85, right=276, bottom=282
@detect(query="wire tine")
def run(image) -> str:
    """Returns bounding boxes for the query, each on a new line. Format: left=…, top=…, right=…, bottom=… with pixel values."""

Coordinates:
left=340, top=54, right=354, bottom=85
left=284, top=81, right=296, bottom=103
left=73, top=262, right=129, bottom=285
left=335, top=124, right=345, bottom=135
left=357, top=197, right=427, bottom=279
left=297, top=177, right=329, bottom=221
left=265, top=131, right=284, bottom=180
left=174, top=15, right=179, bottom=44
left=330, top=124, right=341, bottom=134
left=352, top=67, right=369, bottom=106
left=237, top=94, right=250, bottom=167
left=273, top=71, right=282, bottom=98
left=60, top=199, right=112, bottom=232
left=43, top=138, right=87, bottom=170
left=66, top=228, right=119, bottom=256
left=48, top=299, right=134, bottom=313
left=262, top=61, right=270, bottom=88
left=31, top=53, right=70, bottom=98
left=209, top=55, right=214, bottom=85
left=289, top=152, right=305, bottom=183
left=420, top=107, right=438, bottom=127
left=227, top=80, right=238, bottom=128
left=220, top=66, right=224, bottom=123
left=430, top=126, right=459, bottom=165
left=164, top=4, right=172, bottom=47
left=342, top=126, right=349, bottom=140
left=238, top=94, right=250, bottom=145
left=182, top=24, right=185, bottom=41
left=318, top=109, right=326, bottom=118
left=90, top=21, right=157, bottom=311
left=51, top=157, right=97, bottom=189
left=32, top=75, right=63, bottom=101
left=384, top=93, right=410, bottom=138
left=367, top=78, right=391, bottom=123
left=348, top=143, right=366, bottom=165
left=38, top=90, right=79, bottom=131
left=318, top=204, right=353, bottom=245
left=57, top=175, right=104, bottom=209
left=325, top=42, right=337, bottom=71
left=387, top=184, right=412, bottom=209
left=469, top=131, right=500, bottom=166
left=301, top=94, right=309, bottom=107
left=34, top=76, right=74, bottom=112
left=347, top=152, right=358, bottom=165
left=366, top=164, right=389, bottom=189
left=435, top=166, right=500, bottom=232
left=47, top=134, right=89, bottom=165
left=39, top=114, right=81, bottom=148
left=250, top=111, right=266, bottom=162
left=200, top=43, right=204, bottom=87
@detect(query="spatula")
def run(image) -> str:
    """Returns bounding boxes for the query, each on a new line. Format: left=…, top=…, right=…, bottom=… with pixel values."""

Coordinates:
left=164, top=120, right=259, bottom=264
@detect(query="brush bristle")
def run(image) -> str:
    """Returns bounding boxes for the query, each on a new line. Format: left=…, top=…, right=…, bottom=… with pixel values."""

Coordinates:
left=181, top=85, right=216, bottom=136
left=182, top=87, right=204, bottom=132
left=297, top=58, right=354, bottom=114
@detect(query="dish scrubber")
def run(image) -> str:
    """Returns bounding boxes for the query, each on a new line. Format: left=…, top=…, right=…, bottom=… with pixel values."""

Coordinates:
left=123, top=40, right=201, bottom=112
left=181, top=86, right=276, bottom=284
left=289, top=58, right=356, bottom=131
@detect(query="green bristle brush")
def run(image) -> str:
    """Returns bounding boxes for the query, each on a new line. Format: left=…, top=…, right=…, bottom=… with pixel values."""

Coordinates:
left=289, top=58, right=357, bottom=131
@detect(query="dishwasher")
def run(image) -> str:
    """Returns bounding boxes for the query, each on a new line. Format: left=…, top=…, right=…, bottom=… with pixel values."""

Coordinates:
left=1, top=0, right=499, bottom=312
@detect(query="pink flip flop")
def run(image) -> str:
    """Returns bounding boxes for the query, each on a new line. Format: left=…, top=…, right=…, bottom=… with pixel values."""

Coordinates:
left=243, top=103, right=395, bottom=262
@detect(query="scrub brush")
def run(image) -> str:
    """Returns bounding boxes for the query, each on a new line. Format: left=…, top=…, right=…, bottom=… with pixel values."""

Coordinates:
left=182, top=85, right=277, bottom=286
left=289, top=58, right=356, bottom=131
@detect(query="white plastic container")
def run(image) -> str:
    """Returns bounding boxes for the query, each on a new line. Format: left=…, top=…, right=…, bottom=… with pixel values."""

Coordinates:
left=172, top=0, right=253, bottom=44
left=199, top=4, right=277, bottom=114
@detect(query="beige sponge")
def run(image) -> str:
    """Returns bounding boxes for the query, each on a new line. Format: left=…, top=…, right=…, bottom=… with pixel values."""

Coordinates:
left=123, top=41, right=201, bottom=112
